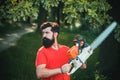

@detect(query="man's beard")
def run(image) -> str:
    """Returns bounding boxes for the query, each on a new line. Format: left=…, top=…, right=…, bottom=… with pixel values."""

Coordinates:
left=42, top=37, right=54, bottom=48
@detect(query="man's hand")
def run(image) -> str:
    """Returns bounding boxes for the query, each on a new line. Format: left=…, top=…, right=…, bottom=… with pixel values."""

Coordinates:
left=61, top=64, right=71, bottom=74
left=80, top=63, right=87, bottom=69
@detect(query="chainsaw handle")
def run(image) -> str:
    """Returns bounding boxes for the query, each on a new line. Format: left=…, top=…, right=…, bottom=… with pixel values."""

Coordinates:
left=68, top=46, right=93, bottom=75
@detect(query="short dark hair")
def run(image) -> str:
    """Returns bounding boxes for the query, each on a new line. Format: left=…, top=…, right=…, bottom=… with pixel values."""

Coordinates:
left=40, top=22, right=60, bottom=33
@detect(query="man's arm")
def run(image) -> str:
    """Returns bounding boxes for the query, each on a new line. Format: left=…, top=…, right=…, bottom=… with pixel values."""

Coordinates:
left=36, top=64, right=61, bottom=79
left=36, top=64, right=71, bottom=79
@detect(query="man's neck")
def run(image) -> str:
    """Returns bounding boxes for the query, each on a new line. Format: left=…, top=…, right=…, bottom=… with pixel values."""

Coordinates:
left=52, top=43, right=59, bottom=50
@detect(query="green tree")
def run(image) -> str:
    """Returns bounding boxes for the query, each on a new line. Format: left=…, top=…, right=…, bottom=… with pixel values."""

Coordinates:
left=63, top=0, right=112, bottom=32
left=0, top=0, right=120, bottom=42
left=0, top=0, right=39, bottom=23
left=39, top=0, right=120, bottom=42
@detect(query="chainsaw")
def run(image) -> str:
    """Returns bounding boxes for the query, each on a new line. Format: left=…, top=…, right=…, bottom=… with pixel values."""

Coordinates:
left=68, top=21, right=117, bottom=75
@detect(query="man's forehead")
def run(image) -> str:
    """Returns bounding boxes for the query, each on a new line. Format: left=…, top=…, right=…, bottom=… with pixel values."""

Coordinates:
left=42, top=27, right=52, bottom=32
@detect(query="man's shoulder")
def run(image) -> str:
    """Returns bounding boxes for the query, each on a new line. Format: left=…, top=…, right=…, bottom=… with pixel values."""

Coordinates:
left=36, top=46, right=46, bottom=55
left=38, top=46, right=45, bottom=51
left=59, top=44, right=69, bottom=49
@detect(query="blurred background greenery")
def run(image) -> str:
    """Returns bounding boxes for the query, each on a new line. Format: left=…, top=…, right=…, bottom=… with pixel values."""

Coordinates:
left=0, top=0, right=120, bottom=80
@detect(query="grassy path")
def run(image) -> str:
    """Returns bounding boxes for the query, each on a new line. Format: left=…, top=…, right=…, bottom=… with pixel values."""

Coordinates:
left=0, top=26, right=36, bottom=52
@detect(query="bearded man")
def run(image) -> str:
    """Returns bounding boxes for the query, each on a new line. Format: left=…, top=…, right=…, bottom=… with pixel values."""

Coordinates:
left=35, top=22, right=71, bottom=80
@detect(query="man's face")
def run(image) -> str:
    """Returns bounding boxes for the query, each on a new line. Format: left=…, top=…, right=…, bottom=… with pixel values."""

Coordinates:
left=42, top=27, right=54, bottom=48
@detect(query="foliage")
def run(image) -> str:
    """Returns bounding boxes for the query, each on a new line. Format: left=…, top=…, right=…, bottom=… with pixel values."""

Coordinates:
left=94, top=70, right=108, bottom=80
left=40, top=0, right=65, bottom=11
left=63, top=0, right=112, bottom=32
left=0, top=0, right=38, bottom=22
left=0, top=0, right=120, bottom=42
left=114, top=25, right=120, bottom=42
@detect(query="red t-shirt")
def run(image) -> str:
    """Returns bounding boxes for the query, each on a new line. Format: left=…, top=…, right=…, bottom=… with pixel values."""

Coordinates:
left=35, top=45, right=70, bottom=80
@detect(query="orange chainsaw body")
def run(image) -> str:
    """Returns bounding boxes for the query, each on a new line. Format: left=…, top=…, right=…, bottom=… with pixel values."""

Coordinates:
left=68, top=45, right=79, bottom=59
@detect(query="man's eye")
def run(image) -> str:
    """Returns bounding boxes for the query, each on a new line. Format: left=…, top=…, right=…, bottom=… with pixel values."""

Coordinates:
left=43, top=32, right=49, bottom=34
left=45, top=32, right=49, bottom=34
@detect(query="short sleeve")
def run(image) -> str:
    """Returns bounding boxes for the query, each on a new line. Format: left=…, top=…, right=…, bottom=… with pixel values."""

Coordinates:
left=35, top=48, right=47, bottom=67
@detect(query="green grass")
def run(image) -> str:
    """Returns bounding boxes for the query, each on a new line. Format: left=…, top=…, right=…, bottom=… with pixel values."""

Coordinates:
left=0, top=22, right=31, bottom=37
left=0, top=32, right=40, bottom=80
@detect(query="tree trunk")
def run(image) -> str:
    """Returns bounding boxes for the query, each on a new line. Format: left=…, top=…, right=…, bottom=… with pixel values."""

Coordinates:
left=37, top=4, right=48, bottom=32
